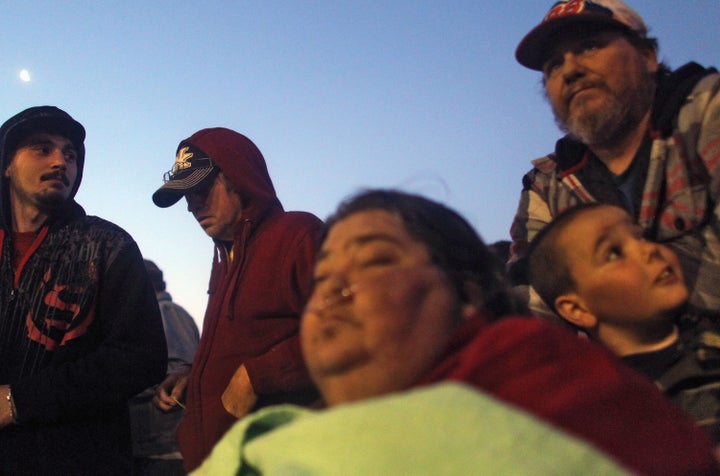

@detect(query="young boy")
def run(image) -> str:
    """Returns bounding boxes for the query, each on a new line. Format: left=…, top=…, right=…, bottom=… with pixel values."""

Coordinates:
left=527, top=203, right=720, bottom=444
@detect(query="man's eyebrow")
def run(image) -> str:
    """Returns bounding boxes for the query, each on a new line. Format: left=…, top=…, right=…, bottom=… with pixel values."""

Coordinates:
left=18, top=135, right=76, bottom=151
left=19, top=136, right=54, bottom=147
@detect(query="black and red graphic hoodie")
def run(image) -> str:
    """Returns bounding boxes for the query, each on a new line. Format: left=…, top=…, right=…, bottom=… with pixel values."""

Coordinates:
left=0, top=106, right=166, bottom=475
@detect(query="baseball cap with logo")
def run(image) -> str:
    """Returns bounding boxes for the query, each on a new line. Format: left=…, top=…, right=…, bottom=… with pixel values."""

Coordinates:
left=152, top=141, right=219, bottom=208
left=515, top=0, right=648, bottom=71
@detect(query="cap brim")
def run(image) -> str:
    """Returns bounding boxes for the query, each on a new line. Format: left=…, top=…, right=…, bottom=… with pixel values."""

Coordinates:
left=152, top=166, right=217, bottom=208
left=515, top=14, right=633, bottom=70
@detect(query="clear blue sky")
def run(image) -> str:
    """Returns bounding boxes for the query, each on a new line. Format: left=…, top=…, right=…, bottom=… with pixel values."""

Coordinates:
left=2, top=1, right=717, bottom=329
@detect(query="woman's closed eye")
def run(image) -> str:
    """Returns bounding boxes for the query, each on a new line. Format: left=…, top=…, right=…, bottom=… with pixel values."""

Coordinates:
left=312, top=273, right=329, bottom=286
left=357, top=253, right=398, bottom=269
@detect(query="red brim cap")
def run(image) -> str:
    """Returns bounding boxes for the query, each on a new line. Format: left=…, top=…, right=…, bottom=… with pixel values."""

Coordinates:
left=515, top=0, right=647, bottom=71
left=516, top=13, right=634, bottom=71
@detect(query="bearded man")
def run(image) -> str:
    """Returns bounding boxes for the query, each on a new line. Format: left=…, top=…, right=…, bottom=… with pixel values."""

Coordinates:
left=508, top=0, right=720, bottom=316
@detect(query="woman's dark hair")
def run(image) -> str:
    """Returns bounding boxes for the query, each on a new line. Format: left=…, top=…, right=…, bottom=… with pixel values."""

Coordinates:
left=322, top=189, right=523, bottom=319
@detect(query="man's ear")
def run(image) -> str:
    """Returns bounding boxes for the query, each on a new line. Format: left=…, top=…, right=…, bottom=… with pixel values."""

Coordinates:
left=554, top=293, right=597, bottom=329
left=643, top=47, right=659, bottom=74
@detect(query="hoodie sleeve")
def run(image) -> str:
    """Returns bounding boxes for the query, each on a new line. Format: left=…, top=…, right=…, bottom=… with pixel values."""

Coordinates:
left=243, top=216, right=320, bottom=395
left=10, top=240, right=167, bottom=424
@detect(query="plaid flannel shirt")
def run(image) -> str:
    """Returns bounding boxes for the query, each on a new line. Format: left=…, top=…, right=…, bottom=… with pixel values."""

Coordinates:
left=510, top=65, right=720, bottom=313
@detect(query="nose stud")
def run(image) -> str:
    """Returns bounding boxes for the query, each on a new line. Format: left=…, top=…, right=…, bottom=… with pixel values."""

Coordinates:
left=308, top=284, right=359, bottom=313
left=337, top=285, right=355, bottom=299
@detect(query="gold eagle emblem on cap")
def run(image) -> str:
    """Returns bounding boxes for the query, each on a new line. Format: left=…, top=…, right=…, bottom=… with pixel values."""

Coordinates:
left=172, top=146, right=194, bottom=174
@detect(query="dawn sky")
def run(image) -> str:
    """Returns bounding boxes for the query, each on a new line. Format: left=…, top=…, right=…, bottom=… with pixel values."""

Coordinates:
left=2, top=1, right=717, bottom=327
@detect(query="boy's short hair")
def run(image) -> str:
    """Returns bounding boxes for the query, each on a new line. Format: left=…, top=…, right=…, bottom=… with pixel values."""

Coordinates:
left=526, top=203, right=608, bottom=314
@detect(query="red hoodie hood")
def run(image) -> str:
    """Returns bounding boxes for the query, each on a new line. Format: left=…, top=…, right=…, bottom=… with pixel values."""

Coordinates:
left=182, top=128, right=283, bottom=226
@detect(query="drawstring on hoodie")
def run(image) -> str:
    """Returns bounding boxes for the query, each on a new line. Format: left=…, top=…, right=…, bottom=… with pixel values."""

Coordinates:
left=223, top=219, right=252, bottom=321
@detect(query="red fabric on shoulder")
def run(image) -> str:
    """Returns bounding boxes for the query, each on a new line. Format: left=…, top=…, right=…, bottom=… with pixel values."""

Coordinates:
left=417, top=315, right=720, bottom=476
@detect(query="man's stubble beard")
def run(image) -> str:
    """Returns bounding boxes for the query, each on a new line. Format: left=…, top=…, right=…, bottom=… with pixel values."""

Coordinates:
left=35, top=189, right=70, bottom=214
left=35, top=172, right=74, bottom=214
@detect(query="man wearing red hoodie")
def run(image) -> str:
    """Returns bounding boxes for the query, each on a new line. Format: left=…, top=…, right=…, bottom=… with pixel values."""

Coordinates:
left=152, top=128, right=322, bottom=471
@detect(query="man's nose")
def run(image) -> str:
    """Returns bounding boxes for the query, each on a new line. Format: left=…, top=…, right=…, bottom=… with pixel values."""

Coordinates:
left=560, top=51, right=587, bottom=84
left=49, top=149, right=68, bottom=169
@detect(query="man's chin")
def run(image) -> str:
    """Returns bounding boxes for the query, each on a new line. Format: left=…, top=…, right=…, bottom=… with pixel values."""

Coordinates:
left=563, top=107, right=624, bottom=146
left=37, top=193, right=69, bottom=211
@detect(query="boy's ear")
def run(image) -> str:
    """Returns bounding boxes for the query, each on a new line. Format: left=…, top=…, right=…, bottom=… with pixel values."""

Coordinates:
left=643, top=47, right=659, bottom=75
left=554, top=293, right=597, bottom=329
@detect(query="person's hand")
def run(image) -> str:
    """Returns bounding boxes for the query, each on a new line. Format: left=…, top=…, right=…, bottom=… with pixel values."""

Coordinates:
left=0, top=385, right=15, bottom=429
left=153, top=371, right=189, bottom=412
left=221, top=365, right=258, bottom=419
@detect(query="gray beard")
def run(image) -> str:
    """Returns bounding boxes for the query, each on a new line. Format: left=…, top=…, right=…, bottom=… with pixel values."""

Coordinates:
left=558, top=95, right=637, bottom=147
left=551, top=66, right=657, bottom=150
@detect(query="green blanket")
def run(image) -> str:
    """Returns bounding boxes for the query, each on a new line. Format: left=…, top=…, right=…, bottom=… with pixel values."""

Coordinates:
left=193, top=383, right=628, bottom=475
